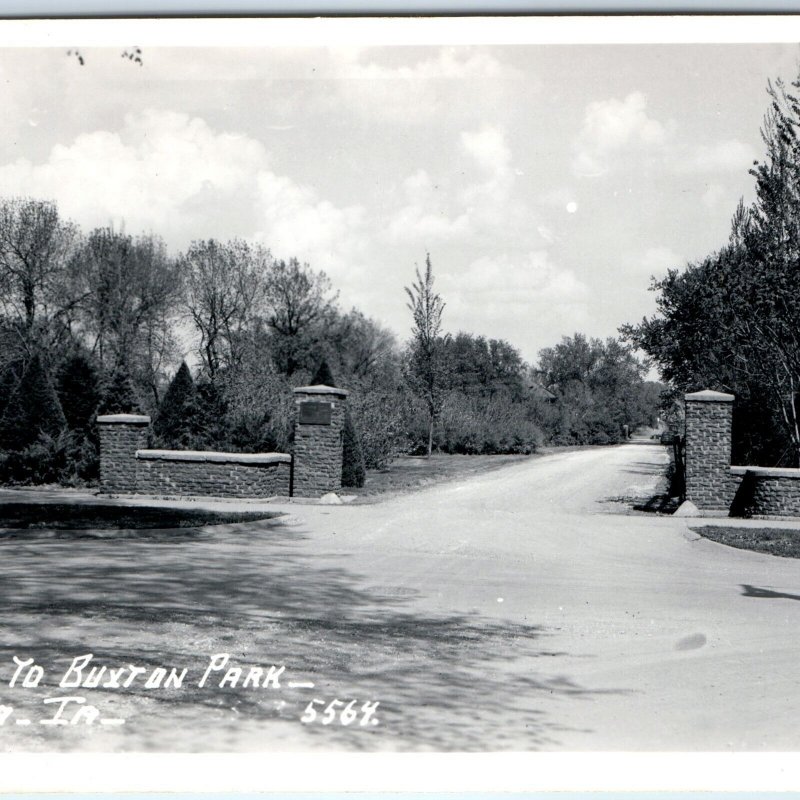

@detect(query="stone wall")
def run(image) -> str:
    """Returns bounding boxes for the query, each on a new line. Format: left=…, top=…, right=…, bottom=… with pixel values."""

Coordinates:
left=730, top=466, right=800, bottom=518
left=97, top=414, right=151, bottom=494
left=684, top=390, right=736, bottom=512
left=98, top=385, right=348, bottom=500
left=136, top=450, right=291, bottom=499
left=292, top=385, right=348, bottom=498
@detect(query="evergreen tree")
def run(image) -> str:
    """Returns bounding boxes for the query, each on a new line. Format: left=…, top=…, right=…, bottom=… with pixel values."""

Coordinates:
left=57, top=352, right=100, bottom=432
left=341, top=408, right=366, bottom=488
left=0, top=354, right=67, bottom=450
left=98, top=364, right=141, bottom=415
left=154, top=361, right=196, bottom=446
left=0, top=360, right=23, bottom=419
left=191, top=379, right=230, bottom=450
left=310, top=359, right=336, bottom=387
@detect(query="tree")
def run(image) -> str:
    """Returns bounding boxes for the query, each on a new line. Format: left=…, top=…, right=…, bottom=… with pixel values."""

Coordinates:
left=404, top=254, right=448, bottom=457
left=181, top=239, right=269, bottom=379
left=0, top=198, right=79, bottom=340
left=153, top=361, right=196, bottom=447
left=623, top=72, right=800, bottom=466
left=98, top=364, right=142, bottom=415
left=310, top=359, right=336, bottom=387
left=538, top=334, right=651, bottom=445
left=263, top=258, right=338, bottom=375
left=0, top=354, right=66, bottom=450
left=74, top=228, right=181, bottom=405
left=57, top=350, right=100, bottom=433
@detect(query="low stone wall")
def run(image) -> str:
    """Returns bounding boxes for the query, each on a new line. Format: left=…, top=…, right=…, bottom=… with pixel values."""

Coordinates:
left=730, top=466, right=800, bottom=518
left=135, top=450, right=291, bottom=499
left=97, top=382, right=346, bottom=500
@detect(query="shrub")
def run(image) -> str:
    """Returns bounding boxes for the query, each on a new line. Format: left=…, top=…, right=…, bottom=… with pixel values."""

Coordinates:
left=437, top=391, right=543, bottom=455
left=0, top=429, right=96, bottom=486
left=342, top=408, right=366, bottom=487
left=349, top=387, right=408, bottom=468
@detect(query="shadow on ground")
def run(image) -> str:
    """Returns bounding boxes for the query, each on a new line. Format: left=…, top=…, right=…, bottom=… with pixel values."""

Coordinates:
left=0, top=517, right=620, bottom=752
left=741, top=584, right=800, bottom=601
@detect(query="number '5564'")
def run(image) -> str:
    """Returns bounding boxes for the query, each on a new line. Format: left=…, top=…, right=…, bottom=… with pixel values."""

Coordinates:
left=300, top=699, right=380, bottom=726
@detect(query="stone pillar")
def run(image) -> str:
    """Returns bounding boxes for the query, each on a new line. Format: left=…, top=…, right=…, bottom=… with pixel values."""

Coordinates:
left=97, top=414, right=151, bottom=494
left=292, top=385, right=348, bottom=498
left=684, top=389, right=735, bottom=513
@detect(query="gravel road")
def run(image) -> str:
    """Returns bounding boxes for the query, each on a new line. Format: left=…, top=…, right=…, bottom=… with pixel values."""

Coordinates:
left=2, top=442, right=800, bottom=751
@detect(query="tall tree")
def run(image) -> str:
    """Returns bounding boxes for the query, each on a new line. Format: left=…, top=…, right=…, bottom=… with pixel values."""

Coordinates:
left=263, top=257, right=338, bottom=375
left=623, top=72, right=800, bottom=465
left=74, top=228, right=181, bottom=405
left=181, top=239, right=269, bottom=379
left=404, top=254, right=448, bottom=457
left=0, top=197, right=79, bottom=342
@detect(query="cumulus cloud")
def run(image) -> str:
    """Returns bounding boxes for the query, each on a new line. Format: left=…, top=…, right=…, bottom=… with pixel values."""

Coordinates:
left=573, top=91, right=673, bottom=177
left=460, top=125, right=512, bottom=173
left=325, top=47, right=523, bottom=123
left=388, top=124, right=527, bottom=245
left=0, top=109, right=366, bottom=283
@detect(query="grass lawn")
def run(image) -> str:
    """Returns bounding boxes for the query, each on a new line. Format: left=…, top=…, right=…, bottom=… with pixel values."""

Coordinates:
left=692, top=525, right=800, bottom=558
left=0, top=502, right=281, bottom=533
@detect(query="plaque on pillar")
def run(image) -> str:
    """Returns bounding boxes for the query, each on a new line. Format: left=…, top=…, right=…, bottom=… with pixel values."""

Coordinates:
left=299, top=401, right=332, bottom=425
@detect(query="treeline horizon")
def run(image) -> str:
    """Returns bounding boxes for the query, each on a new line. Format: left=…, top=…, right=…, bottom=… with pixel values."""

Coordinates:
left=0, top=195, right=663, bottom=487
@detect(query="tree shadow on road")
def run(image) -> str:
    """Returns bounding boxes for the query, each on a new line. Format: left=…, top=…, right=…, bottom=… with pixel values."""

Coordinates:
left=0, top=519, right=623, bottom=751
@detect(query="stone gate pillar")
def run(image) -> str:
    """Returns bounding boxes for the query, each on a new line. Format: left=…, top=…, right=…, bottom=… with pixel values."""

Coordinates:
left=292, top=385, right=348, bottom=498
left=97, top=414, right=151, bottom=494
left=684, top=389, right=735, bottom=513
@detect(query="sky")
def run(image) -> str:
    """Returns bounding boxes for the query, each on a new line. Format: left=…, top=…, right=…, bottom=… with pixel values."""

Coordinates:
left=0, top=40, right=797, bottom=365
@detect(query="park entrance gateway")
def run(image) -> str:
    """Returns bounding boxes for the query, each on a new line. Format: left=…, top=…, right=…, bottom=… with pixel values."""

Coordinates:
left=96, top=383, right=348, bottom=500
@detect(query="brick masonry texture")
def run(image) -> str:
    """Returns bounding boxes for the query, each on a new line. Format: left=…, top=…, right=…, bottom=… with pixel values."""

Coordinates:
left=686, top=392, right=800, bottom=516
left=746, top=474, right=800, bottom=517
left=292, top=388, right=346, bottom=498
left=98, top=421, right=149, bottom=494
left=98, top=389, right=345, bottom=499
left=135, top=456, right=289, bottom=499
left=685, top=397, right=736, bottom=511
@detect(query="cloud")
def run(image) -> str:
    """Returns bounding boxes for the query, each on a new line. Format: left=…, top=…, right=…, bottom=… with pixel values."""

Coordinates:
left=460, top=125, right=512, bottom=173
left=685, top=139, right=758, bottom=173
left=440, top=250, right=589, bottom=355
left=0, top=109, right=365, bottom=278
left=388, top=124, right=530, bottom=247
left=325, top=47, right=523, bottom=123
left=573, top=91, right=673, bottom=177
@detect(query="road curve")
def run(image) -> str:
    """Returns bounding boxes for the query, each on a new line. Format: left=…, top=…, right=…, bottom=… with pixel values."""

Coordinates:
left=284, top=442, right=800, bottom=750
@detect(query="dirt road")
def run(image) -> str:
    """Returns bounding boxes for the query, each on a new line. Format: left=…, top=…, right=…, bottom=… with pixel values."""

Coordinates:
left=2, top=442, right=800, bottom=751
